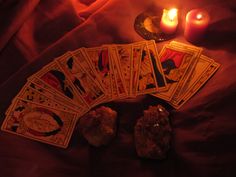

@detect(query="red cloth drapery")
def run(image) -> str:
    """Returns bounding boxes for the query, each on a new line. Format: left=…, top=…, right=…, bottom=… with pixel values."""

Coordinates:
left=0, top=1, right=236, bottom=177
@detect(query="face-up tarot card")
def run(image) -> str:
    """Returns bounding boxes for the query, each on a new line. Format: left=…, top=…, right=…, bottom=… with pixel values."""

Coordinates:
left=56, top=53, right=106, bottom=108
left=146, top=40, right=167, bottom=91
left=169, top=56, right=220, bottom=109
left=1, top=98, right=78, bottom=148
left=83, top=46, right=113, bottom=100
left=113, top=44, right=133, bottom=96
left=167, top=41, right=203, bottom=101
left=72, top=49, right=105, bottom=93
left=152, top=44, right=202, bottom=101
left=136, top=43, right=159, bottom=95
left=31, top=61, right=87, bottom=109
left=109, top=46, right=128, bottom=99
left=29, top=79, right=86, bottom=114
left=130, top=43, right=143, bottom=97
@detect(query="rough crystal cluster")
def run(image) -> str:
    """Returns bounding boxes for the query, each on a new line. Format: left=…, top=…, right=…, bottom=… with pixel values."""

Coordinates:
left=134, top=105, right=172, bottom=159
left=79, top=106, right=117, bottom=147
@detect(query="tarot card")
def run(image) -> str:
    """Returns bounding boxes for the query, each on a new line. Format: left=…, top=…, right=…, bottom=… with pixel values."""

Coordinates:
left=130, top=43, right=143, bottom=97
left=27, top=77, right=86, bottom=113
left=31, top=61, right=87, bottom=109
left=169, top=41, right=202, bottom=53
left=113, top=44, right=133, bottom=96
left=166, top=41, right=203, bottom=101
left=1, top=98, right=78, bottom=148
left=109, top=54, right=119, bottom=100
left=146, top=40, right=167, bottom=91
left=109, top=46, right=128, bottom=99
left=15, top=82, right=86, bottom=117
left=83, top=46, right=113, bottom=100
left=136, top=43, right=159, bottom=95
left=5, top=81, right=86, bottom=119
left=170, top=60, right=220, bottom=109
left=72, top=49, right=106, bottom=93
left=56, top=52, right=106, bottom=108
left=169, top=55, right=213, bottom=106
left=152, top=44, right=202, bottom=101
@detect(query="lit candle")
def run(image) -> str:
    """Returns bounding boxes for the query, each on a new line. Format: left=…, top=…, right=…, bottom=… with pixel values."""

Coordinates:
left=160, top=8, right=178, bottom=34
left=184, top=9, right=210, bottom=43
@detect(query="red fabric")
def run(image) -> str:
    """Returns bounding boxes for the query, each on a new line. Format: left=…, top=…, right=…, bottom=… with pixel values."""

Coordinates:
left=1, top=0, right=236, bottom=177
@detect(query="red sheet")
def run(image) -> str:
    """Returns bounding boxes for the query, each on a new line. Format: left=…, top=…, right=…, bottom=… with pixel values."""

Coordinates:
left=0, top=0, right=236, bottom=177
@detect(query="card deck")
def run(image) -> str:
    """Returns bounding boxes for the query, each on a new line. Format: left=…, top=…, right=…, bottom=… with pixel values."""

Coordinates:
left=2, top=40, right=220, bottom=148
left=1, top=98, right=78, bottom=148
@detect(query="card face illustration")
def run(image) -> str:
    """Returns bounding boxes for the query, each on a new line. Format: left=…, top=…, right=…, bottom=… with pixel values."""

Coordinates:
left=56, top=53, right=106, bottom=108
left=109, top=46, right=127, bottom=99
left=32, top=61, right=86, bottom=108
left=136, top=44, right=159, bottom=95
left=84, top=46, right=113, bottom=99
left=170, top=61, right=220, bottom=109
left=131, top=43, right=143, bottom=97
left=15, top=82, right=86, bottom=117
left=152, top=45, right=201, bottom=101
left=1, top=98, right=78, bottom=148
left=28, top=79, right=86, bottom=114
left=114, top=44, right=132, bottom=96
left=146, top=40, right=167, bottom=91
left=105, top=51, right=119, bottom=100
left=166, top=42, right=202, bottom=101
left=169, top=55, right=213, bottom=106
left=72, top=49, right=105, bottom=92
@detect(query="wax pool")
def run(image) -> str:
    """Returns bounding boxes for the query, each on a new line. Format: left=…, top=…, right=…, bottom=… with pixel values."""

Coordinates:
left=184, top=9, right=210, bottom=43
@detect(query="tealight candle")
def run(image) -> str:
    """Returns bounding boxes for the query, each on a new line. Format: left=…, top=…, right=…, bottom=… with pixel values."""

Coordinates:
left=160, top=8, right=178, bottom=34
left=184, top=9, right=210, bottom=43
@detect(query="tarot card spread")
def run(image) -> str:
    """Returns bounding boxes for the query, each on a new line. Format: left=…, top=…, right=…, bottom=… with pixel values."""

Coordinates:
left=2, top=40, right=220, bottom=148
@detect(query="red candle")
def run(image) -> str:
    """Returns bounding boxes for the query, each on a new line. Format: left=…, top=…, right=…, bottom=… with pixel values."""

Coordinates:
left=184, top=9, right=210, bottom=43
left=160, top=8, right=178, bottom=34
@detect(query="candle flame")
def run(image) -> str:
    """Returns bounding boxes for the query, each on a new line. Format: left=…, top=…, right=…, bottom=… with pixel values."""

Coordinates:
left=168, top=8, right=178, bottom=21
left=196, top=13, right=203, bottom=20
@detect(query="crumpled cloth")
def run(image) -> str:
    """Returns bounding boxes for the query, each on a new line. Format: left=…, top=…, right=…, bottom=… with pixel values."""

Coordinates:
left=0, top=0, right=236, bottom=177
